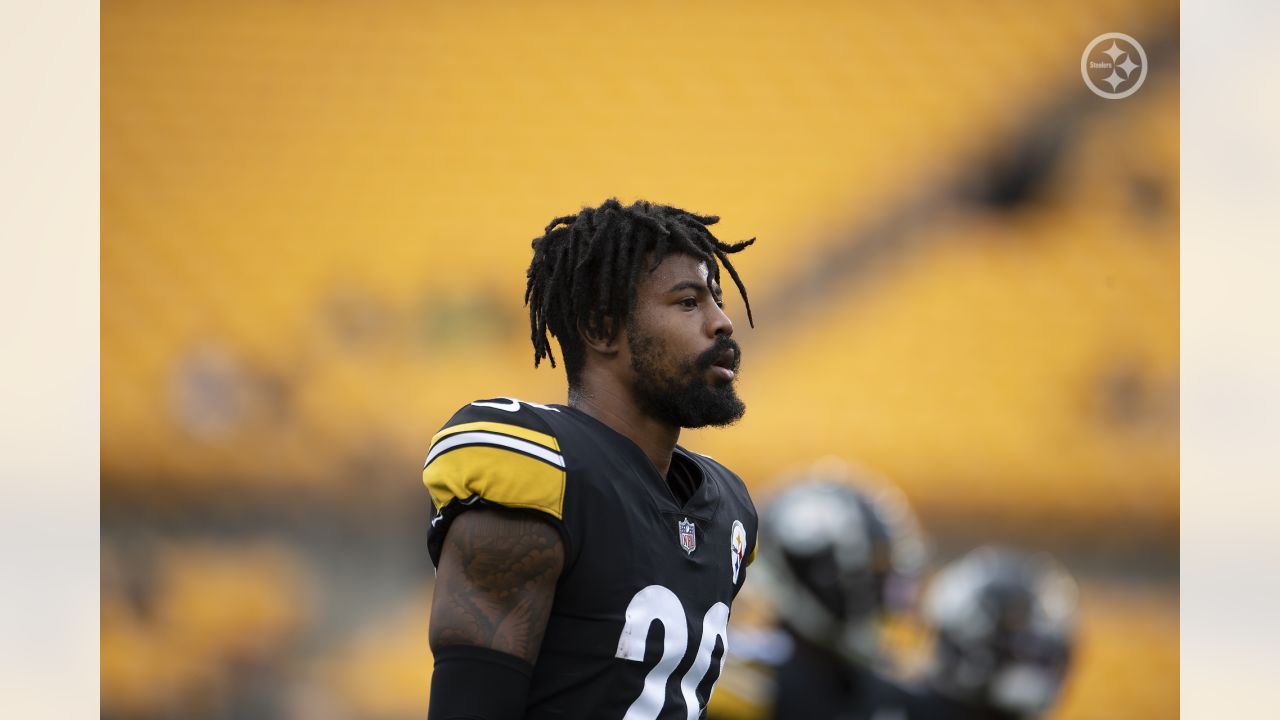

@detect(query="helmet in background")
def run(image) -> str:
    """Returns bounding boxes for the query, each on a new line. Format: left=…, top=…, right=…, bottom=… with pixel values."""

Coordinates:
left=922, top=546, right=1078, bottom=717
left=754, top=458, right=927, bottom=669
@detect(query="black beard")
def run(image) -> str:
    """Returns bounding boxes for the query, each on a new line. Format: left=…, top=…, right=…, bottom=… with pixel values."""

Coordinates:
left=629, top=333, right=745, bottom=429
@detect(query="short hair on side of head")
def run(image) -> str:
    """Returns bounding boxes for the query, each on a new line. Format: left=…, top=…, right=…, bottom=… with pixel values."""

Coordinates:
left=524, top=198, right=755, bottom=388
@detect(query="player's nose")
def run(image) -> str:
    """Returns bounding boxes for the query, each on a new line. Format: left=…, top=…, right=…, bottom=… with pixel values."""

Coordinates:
left=708, top=302, right=734, bottom=338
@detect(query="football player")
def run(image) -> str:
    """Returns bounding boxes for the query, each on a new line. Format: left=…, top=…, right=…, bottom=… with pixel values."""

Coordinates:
left=903, top=546, right=1079, bottom=720
left=747, top=461, right=929, bottom=720
left=422, top=199, right=760, bottom=720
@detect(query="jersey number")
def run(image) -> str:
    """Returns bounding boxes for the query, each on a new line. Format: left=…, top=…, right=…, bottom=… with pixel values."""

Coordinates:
left=615, top=585, right=729, bottom=720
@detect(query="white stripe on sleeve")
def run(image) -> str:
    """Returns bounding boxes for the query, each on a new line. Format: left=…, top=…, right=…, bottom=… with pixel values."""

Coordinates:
left=424, top=431, right=566, bottom=469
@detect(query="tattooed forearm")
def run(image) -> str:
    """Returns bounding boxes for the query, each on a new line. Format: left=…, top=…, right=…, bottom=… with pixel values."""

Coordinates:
left=429, top=508, right=565, bottom=665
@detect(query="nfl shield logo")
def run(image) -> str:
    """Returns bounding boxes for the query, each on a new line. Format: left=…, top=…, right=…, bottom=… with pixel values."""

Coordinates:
left=678, top=518, right=697, bottom=554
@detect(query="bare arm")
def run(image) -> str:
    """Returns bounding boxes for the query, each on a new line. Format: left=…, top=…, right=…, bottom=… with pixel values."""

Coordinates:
left=429, top=507, right=565, bottom=665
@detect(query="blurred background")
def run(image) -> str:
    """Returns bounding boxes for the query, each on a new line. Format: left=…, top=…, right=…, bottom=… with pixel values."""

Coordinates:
left=101, top=1, right=1178, bottom=718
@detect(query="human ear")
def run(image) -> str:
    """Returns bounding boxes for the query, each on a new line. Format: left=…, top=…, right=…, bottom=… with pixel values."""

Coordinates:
left=578, top=316, right=621, bottom=357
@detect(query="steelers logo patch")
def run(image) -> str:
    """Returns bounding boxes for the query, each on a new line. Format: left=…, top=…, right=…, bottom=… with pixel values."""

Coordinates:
left=730, top=520, right=747, bottom=583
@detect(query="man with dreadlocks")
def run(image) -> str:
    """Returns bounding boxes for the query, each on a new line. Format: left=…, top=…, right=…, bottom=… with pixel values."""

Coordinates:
left=422, top=198, right=760, bottom=720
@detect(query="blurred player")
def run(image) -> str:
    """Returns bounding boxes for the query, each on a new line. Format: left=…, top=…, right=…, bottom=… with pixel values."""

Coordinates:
left=905, top=546, right=1079, bottom=720
left=422, top=199, right=760, bottom=719
left=742, top=460, right=928, bottom=720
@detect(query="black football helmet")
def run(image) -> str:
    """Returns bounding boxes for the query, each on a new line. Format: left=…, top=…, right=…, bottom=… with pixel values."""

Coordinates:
left=921, top=546, right=1079, bottom=718
left=754, top=458, right=928, bottom=669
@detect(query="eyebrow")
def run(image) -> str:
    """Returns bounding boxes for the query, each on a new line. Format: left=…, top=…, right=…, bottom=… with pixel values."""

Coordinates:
left=665, top=280, right=722, bottom=298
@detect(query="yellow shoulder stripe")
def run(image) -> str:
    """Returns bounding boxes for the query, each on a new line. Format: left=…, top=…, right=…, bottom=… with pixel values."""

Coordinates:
left=746, top=542, right=757, bottom=567
left=431, top=420, right=560, bottom=453
left=422, top=445, right=566, bottom=521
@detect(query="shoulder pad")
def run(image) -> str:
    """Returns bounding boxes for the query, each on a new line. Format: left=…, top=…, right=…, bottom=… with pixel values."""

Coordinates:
left=422, top=397, right=567, bottom=520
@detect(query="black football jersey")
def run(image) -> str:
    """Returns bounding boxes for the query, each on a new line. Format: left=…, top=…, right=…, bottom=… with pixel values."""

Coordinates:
left=423, top=397, right=760, bottom=720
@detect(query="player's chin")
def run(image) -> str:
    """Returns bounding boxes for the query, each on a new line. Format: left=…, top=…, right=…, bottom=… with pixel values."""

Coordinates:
left=695, top=388, right=746, bottom=427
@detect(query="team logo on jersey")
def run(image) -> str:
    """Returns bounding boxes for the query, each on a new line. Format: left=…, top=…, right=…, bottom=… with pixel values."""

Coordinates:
left=730, top=520, right=747, bottom=583
left=678, top=518, right=697, bottom=554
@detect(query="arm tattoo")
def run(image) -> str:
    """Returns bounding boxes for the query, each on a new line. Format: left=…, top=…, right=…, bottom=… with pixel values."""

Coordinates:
left=429, top=508, right=565, bottom=665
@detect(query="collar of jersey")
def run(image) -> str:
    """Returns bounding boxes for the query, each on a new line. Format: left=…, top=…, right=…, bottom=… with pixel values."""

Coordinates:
left=557, top=404, right=722, bottom=517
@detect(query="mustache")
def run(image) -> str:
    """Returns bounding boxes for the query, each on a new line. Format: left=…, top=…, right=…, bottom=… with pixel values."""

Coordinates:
left=695, top=336, right=742, bottom=372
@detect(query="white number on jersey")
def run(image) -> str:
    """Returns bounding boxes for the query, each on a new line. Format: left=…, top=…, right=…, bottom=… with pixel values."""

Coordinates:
left=615, top=584, right=730, bottom=720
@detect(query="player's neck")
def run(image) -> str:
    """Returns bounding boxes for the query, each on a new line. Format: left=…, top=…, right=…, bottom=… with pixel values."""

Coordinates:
left=568, top=381, right=680, bottom=478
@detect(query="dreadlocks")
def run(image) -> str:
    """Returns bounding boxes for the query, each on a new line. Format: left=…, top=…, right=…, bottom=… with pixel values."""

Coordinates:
left=524, top=198, right=755, bottom=386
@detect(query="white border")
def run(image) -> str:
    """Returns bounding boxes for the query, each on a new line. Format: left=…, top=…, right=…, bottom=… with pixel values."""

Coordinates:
left=0, top=0, right=100, bottom=716
left=1183, top=0, right=1280, bottom=716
